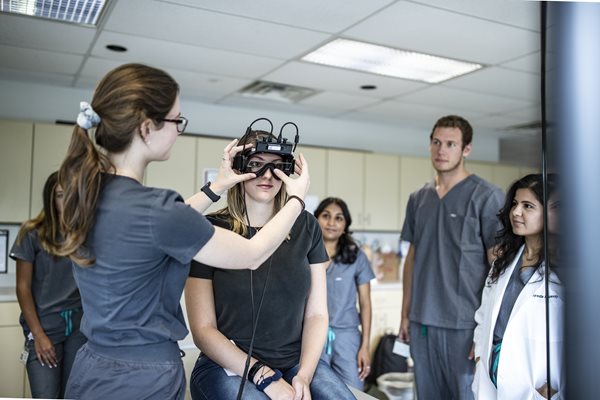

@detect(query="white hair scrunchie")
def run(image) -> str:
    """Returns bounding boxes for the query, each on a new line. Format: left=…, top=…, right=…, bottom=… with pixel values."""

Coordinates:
left=77, top=101, right=101, bottom=130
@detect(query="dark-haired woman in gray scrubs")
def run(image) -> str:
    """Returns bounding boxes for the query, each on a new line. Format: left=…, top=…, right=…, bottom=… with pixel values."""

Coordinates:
left=11, top=171, right=86, bottom=398
left=315, top=197, right=375, bottom=390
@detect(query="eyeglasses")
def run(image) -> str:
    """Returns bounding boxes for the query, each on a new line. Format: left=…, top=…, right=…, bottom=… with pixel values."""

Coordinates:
left=160, top=116, right=188, bottom=134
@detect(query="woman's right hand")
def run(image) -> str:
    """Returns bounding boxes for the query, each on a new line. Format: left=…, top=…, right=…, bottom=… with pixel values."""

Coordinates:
left=264, top=379, right=296, bottom=400
left=211, top=139, right=256, bottom=194
left=34, top=332, right=57, bottom=368
left=274, top=153, right=310, bottom=200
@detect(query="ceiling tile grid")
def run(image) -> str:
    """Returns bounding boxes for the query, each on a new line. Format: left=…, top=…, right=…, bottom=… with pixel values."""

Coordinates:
left=0, top=0, right=543, bottom=140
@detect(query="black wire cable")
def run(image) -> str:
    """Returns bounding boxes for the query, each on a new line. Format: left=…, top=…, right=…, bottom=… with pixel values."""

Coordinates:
left=235, top=184, right=274, bottom=400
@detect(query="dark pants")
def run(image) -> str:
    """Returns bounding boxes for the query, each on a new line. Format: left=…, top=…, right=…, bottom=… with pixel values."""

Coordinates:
left=25, top=329, right=86, bottom=398
left=190, top=354, right=356, bottom=400
left=409, top=322, right=475, bottom=400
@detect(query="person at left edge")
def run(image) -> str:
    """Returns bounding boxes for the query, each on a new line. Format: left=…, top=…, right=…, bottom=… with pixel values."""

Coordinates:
left=55, top=63, right=310, bottom=400
left=11, top=171, right=86, bottom=398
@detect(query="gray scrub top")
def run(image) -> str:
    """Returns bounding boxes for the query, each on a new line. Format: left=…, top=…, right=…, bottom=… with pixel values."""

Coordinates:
left=327, top=249, right=375, bottom=329
left=73, top=175, right=215, bottom=348
left=401, top=174, right=504, bottom=329
left=10, top=229, right=81, bottom=319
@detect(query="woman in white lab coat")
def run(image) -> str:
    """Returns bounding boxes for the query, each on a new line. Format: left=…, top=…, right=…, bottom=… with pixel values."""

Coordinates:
left=472, top=174, right=564, bottom=400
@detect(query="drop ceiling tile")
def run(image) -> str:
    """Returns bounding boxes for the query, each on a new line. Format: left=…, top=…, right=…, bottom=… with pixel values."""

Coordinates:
left=92, top=32, right=285, bottom=79
left=105, top=0, right=330, bottom=59
left=344, top=1, right=539, bottom=65
left=263, top=61, right=428, bottom=99
left=500, top=52, right=541, bottom=74
left=443, top=67, right=540, bottom=102
left=0, top=45, right=83, bottom=75
left=299, top=91, right=382, bottom=110
left=353, top=100, right=485, bottom=126
left=471, top=114, right=529, bottom=130
left=79, top=57, right=250, bottom=103
left=0, top=13, right=96, bottom=53
left=0, top=67, right=75, bottom=86
left=219, top=95, right=343, bottom=118
left=410, top=0, right=540, bottom=31
left=160, top=0, right=396, bottom=33
left=499, top=105, right=541, bottom=122
left=396, top=85, right=535, bottom=114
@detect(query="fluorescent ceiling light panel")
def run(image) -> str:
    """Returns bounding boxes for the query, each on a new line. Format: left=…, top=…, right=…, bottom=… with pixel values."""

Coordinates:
left=0, top=0, right=108, bottom=26
left=302, top=38, right=483, bottom=83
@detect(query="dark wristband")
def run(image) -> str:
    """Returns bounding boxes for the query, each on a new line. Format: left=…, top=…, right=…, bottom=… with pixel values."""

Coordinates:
left=287, top=195, right=305, bottom=210
left=248, top=361, right=264, bottom=383
left=256, top=368, right=283, bottom=392
left=200, top=181, right=221, bottom=202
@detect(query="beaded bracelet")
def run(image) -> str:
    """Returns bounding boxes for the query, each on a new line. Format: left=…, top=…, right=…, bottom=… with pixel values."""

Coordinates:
left=287, top=195, right=305, bottom=210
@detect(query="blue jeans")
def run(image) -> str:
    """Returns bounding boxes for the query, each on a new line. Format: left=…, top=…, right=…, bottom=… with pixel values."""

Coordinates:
left=190, top=355, right=356, bottom=400
left=25, top=326, right=86, bottom=398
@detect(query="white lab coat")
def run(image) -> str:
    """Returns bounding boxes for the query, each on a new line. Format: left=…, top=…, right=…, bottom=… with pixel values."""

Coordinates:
left=472, top=245, right=564, bottom=400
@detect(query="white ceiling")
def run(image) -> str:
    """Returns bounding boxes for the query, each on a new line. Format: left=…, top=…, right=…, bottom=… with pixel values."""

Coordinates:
left=0, top=0, right=542, bottom=140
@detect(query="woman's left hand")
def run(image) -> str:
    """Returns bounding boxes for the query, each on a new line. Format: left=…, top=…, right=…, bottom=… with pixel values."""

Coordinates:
left=357, top=346, right=371, bottom=380
left=211, top=139, right=256, bottom=193
left=292, top=374, right=311, bottom=400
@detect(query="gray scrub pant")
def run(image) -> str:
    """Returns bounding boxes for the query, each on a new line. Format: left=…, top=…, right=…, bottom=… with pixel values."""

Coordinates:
left=409, top=322, right=475, bottom=400
left=320, top=327, right=363, bottom=390
left=65, top=342, right=186, bottom=400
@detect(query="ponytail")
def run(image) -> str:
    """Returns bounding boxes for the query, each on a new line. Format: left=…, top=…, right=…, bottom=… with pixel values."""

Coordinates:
left=55, top=63, right=179, bottom=265
left=57, top=125, right=113, bottom=265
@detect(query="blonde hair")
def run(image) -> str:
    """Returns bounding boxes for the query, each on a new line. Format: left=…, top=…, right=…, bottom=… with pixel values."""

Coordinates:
left=212, top=130, right=287, bottom=236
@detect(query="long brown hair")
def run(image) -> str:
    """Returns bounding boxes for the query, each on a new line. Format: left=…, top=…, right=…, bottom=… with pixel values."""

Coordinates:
left=16, top=172, right=62, bottom=255
left=57, top=63, right=179, bottom=265
left=212, top=130, right=287, bottom=236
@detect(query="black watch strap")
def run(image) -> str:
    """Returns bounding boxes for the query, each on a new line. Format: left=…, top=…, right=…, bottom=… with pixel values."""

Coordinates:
left=201, top=181, right=221, bottom=202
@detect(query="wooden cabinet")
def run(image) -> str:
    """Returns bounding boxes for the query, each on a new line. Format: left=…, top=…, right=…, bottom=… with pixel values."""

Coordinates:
left=0, top=302, right=27, bottom=398
left=399, top=157, right=434, bottom=228
left=30, top=123, right=73, bottom=217
left=491, top=165, right=522, bottom=193
left=369, top=285, right=403, bottom=355
left=467, top=160, right=494, bottom=184
left=326, top=149, right=366, bottom=228
left=195, top=137, right=232, bottom=214
left=364, top=153, right=400, bottom=231
left=296, top=145, right=326, bottom=213
left=327, top=150, right=402, bottom=231
left=146, top=135, right=198, bottom=199
left=0, top=121, right=33, bottom=222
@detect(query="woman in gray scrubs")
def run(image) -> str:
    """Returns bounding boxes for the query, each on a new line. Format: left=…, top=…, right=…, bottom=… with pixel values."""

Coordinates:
left=315, top=197, right=375, bottom=390
left=11, top=171, right=86, bottom=398
left=54, top=63, right=309, bottom=400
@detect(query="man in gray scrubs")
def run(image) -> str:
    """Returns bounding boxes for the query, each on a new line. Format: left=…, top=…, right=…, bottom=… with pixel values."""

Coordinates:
left=398, top=115, right=504, bottom=399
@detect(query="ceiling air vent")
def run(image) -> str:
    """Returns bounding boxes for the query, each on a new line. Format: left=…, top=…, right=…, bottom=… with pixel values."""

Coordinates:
left=238, top=81, right=320, bottom=103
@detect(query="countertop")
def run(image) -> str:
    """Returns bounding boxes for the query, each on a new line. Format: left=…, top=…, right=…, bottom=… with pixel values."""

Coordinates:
left=0, top=286, right=17, bottom=302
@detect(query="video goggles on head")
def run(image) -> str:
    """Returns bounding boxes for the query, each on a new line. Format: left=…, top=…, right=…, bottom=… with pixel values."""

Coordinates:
left=232, top=118, right=300, bottom=179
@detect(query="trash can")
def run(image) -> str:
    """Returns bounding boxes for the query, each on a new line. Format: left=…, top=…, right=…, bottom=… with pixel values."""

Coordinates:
left=376, top=372, right=414, bottom=400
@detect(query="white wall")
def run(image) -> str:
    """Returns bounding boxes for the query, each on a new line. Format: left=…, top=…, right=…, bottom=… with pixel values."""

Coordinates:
left=0, top=78, right=500, bottom=162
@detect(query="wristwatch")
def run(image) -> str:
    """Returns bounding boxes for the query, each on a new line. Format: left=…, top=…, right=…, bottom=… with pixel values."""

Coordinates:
left=200, top=181, right=221, bottom=202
